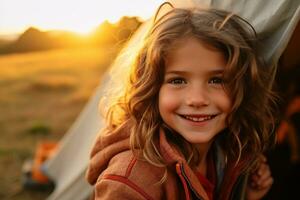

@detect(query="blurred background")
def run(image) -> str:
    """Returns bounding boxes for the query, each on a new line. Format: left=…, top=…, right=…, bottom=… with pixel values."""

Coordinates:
left=0, top=0, right=164, bottom=199
left=0, top=0, right=300, bottom=200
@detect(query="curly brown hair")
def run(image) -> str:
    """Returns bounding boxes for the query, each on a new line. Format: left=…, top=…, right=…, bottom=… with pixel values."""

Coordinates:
left=103, top=7, right=277, bottom=173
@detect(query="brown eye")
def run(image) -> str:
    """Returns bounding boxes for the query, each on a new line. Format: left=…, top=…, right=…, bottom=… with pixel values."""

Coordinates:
left=168, top=78, right=187, bottom=85
left=209, top=77, right=223, bottom=84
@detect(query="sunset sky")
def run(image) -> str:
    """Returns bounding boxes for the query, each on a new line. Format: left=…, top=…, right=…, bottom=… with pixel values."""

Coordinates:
left=0, top=0, right=165, bottom=37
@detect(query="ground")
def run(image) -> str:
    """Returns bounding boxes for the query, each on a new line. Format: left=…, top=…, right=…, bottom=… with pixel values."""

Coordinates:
left=0, top=46, right=119, bottom=200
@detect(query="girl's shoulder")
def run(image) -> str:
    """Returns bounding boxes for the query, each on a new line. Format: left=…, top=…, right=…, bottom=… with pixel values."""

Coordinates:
left=95, top=150, right=175, bottom=200
left=100, top=150, right=166, bottom=182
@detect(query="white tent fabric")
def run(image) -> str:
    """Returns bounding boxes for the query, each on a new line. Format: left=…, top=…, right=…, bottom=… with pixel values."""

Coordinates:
left=169, top=0, right=300, bottom=66
left=43, top=1, right=300, bottom=200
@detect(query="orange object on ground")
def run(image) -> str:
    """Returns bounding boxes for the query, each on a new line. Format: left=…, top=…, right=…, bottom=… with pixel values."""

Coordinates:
left=31, top=142, right=58, bottom=183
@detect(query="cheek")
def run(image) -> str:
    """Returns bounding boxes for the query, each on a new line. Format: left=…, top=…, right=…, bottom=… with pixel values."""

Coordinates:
left=210, top=88, right=232, bottom=113
left=216, top=93, right=232, bottom=113
left=158, top=87, right=179, bottom=115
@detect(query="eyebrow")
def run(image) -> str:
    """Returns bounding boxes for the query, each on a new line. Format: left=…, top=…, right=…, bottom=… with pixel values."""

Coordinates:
left=165, top=69, right=225, bottom=75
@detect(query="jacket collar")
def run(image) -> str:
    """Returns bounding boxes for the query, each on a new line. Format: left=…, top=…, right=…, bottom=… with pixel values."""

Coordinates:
left=158, top=128, right=244, bottom=200
left=159, top=128, right=210, bottom=200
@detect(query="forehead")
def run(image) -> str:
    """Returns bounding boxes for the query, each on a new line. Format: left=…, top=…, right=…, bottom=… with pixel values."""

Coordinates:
left=164, top=36, right=226, bottom=72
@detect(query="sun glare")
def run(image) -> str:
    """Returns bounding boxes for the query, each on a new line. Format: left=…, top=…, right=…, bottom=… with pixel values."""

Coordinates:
left=0, top=0, right=165, bottom=36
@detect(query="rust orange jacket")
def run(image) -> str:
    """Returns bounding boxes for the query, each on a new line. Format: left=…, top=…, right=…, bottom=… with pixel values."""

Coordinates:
left=86, top=128, right=248, bottom=200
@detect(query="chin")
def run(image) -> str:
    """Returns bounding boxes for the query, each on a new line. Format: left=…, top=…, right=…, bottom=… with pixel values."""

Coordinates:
left=184, top=135, right=215, bottom=145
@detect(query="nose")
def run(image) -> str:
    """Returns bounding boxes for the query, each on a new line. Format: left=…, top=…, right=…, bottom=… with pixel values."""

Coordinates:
left=186, top=85, right=210, bottom=108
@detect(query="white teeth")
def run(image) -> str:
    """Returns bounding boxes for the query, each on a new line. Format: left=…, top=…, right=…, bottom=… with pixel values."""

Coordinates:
left=184, top=115, right=214, bottom=122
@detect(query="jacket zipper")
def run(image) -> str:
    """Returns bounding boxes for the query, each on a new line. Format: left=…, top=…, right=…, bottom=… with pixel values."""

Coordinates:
left=176, top=163, right=191, bottom=200
left=176, top=163, right=204, bottom=200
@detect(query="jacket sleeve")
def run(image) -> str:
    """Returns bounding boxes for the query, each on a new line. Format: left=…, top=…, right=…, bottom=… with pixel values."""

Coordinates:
left=94, top=176, right=153, bottom=200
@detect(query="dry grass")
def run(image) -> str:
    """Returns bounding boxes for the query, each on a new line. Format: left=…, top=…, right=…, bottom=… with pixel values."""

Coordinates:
left=0, top=46, right=119, bottom=200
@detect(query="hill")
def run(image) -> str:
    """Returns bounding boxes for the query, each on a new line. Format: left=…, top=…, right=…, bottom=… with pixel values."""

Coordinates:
left=0, top=16, right=142, bottom=55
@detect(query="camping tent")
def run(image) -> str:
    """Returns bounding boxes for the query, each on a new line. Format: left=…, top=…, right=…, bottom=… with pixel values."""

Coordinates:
left=43, top=0, right=300, bottom=199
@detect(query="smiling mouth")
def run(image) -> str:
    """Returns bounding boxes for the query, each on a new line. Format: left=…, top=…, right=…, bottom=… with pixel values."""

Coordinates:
left=179, top=114, right=217, bottom=122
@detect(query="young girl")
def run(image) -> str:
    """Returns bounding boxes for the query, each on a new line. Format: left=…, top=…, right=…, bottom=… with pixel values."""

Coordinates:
left=86, top=5, right=275, bottom=200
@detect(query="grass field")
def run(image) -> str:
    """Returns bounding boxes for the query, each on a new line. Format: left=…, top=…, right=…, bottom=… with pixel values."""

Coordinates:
left=0, top=46, right=119, bottom=200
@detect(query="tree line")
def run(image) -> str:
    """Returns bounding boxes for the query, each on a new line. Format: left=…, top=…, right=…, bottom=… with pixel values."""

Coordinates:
left=0, top=16, right=142, bottom=55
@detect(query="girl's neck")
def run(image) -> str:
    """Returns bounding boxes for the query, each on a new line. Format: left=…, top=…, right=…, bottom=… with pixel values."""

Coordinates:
left=195, top=142, right=212, bottom=177
left=197, top=157, right=207, bottom=176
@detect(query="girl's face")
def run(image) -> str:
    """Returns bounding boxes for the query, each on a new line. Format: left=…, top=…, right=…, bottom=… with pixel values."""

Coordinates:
left=159, top=37, right=232, bottom=148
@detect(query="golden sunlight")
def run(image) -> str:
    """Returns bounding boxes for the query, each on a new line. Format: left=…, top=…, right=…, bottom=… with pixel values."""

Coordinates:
left=0, top=0, right=165, bottom=35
